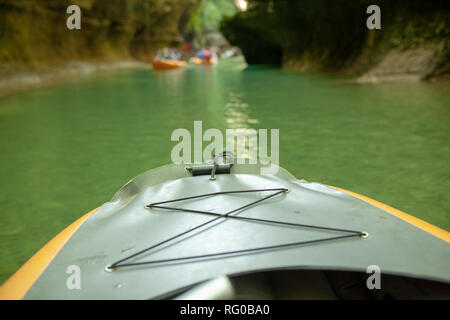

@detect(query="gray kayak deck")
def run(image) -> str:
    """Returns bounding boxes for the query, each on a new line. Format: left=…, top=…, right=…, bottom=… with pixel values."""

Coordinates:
left=25, top=164, right=450, bottom=299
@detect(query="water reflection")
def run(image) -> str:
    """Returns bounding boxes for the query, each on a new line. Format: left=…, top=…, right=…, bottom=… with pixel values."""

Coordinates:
left=153, top=68, right=186, bottom=90
left=224, top=91, right=260, bottom=160
left=225, top=91, right=259, bottom=128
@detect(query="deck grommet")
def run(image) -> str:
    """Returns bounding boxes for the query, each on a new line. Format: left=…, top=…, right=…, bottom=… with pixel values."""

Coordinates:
left=360, top=231, right=369, bottom=239
left=105, top=265, right=115, bottom=273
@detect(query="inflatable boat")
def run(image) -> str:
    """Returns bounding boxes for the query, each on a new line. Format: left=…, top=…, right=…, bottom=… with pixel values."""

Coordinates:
left=0, top=161, right=449, bottom=299
left=152, top=60, right=187, bottom=70
left=193, top=57, right=217, bottom=66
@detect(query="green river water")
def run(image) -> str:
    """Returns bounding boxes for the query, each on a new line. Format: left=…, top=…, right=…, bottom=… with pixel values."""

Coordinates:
left=0, top=61, right=449, bottom=284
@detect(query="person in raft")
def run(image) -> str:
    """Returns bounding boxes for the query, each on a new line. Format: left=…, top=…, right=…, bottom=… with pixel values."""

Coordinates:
left=202, top=49, right=212, bottom=62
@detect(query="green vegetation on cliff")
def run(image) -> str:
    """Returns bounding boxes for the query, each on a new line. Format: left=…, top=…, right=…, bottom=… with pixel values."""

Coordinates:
left=183, top=0, right=237, bottom=50
left=186, top=0, right=236, bottom=35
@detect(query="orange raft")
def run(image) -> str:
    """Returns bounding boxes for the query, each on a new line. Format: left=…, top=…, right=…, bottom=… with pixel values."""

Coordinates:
left=152, top=60, right=187, bottom=70
left=193, top=57, right=217, bottom=66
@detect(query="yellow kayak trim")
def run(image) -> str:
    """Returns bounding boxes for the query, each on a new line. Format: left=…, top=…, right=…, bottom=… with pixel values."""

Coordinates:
left=0, top=208, right=98, bottom=300
left=329, top=185, right=450, bottom=243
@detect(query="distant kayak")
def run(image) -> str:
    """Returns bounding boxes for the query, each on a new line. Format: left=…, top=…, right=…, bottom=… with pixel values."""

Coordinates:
left=193, top=57, right=217, bottom=66
left=152, top=60, right=187, bottom=70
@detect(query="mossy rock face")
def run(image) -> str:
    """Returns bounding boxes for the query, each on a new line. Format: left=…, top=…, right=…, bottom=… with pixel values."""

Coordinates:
left=0, top=0, right=199, bottom=74
left=221, top=0, right=450, bottom=78
left=221, top=0, right=368, bottom=67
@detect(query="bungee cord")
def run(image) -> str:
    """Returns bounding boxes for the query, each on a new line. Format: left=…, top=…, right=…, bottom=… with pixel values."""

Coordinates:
left=106, top=188, right=365, bottom=271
